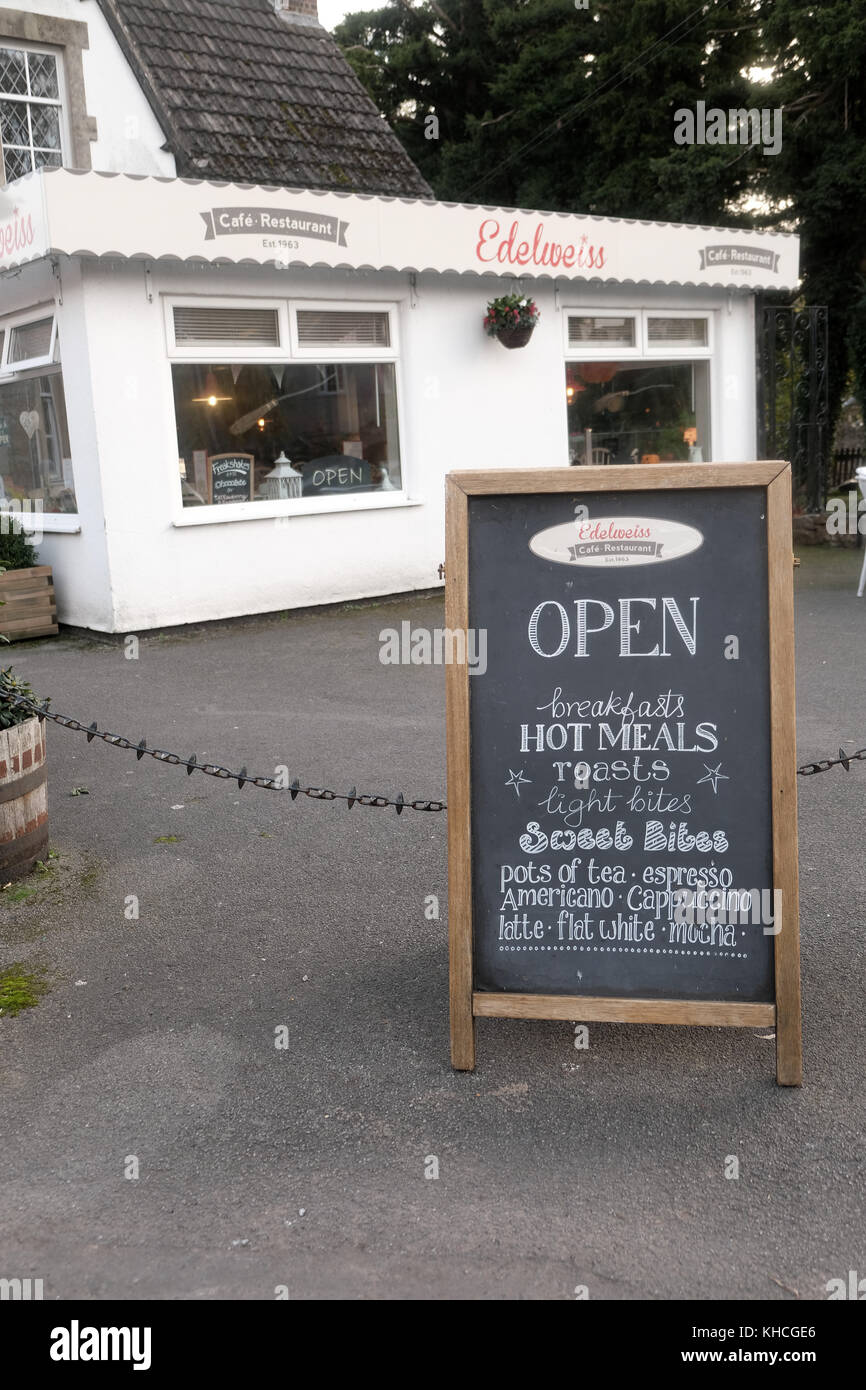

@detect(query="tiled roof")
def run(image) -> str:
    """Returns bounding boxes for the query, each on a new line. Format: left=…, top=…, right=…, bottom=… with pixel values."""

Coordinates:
left=96, top=0, right=432, bottom=198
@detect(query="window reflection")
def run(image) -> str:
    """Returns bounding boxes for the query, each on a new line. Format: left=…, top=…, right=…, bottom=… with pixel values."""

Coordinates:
left=0, top=370, right=76, bottom=511
left=566, top=361, right=710, bottom=466
left=172, top=361, right=402, bottom=505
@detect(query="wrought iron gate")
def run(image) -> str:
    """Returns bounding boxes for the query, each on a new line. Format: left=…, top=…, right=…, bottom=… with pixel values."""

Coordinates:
left=756, top=303, right=829, bottom=512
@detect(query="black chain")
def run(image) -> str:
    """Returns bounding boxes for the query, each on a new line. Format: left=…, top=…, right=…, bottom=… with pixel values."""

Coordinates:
left=3, top=682, right=862, bottom=803
left=1, top=688, right=445, bottom=814
left=795, top=746, right=866, bottom=776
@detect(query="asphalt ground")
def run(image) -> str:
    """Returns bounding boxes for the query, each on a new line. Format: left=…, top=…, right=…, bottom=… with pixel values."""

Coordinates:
left=0, top=545, right=864, bottom=1301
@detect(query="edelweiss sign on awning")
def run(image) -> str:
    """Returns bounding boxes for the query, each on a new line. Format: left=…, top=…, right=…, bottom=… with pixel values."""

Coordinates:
left=0, top=168, right=800, bottom=291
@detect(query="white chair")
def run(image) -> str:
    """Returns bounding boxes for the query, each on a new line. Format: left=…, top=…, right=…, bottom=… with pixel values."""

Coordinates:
left=591, top=448, right=612, bottom=466
left=858, top=468, right=866, bottom=597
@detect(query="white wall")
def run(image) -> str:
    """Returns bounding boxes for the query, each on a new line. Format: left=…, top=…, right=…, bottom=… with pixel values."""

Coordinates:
left=9, top=1, right=175, bottom=177
left=65, top=259, right=758, bottom=632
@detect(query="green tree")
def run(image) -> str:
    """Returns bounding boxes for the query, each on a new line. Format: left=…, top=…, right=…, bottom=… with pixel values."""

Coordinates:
left=336, top=1, right=497, bottom=193
left=758, top=0, right=866, bottom=430
left=336, top=0, right=762, bottom=222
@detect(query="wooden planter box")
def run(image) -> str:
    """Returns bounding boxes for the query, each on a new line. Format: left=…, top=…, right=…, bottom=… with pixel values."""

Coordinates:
left=0, top=566, right=58, bottom=641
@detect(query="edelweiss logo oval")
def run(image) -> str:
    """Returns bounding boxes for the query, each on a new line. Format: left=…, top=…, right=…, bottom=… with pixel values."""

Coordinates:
left=529, top=516, right=704, bottom=568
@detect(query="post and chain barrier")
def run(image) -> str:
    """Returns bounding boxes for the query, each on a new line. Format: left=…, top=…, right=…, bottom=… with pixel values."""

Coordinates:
left=0, top=685, right=444, bottom=814
left=1, top=680, right=863, bottom=814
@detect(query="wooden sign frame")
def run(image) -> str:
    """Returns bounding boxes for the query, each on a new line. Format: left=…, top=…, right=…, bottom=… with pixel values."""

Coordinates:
left=445, top=462, right=802, bottom=1086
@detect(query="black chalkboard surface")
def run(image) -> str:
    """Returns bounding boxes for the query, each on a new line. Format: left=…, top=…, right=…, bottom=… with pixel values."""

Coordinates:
left=469, top=486, right=773, bottom=1002
left=446, top=465, right=802, bottom=1084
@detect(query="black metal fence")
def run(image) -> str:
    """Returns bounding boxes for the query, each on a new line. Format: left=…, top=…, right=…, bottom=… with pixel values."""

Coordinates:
left=756, top=303, right=830, bottom=512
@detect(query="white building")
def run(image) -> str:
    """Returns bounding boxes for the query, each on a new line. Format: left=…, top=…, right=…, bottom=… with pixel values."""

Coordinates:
left=0, top=1, right=799, bottom=633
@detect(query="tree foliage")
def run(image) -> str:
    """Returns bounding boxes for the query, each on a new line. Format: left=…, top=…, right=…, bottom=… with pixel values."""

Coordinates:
left=337, top=0, right=762, bottom=220
left=757, top=0, right=866, bottom=428
left=337, top=0, right=866, bottom=433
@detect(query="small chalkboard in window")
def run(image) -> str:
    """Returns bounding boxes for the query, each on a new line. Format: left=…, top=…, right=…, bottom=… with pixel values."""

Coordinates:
left=208, top=453, right=254, bottom=505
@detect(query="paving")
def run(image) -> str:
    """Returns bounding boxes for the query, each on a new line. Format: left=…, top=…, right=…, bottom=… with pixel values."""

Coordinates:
left=0, top=546, right=864, bottom=1301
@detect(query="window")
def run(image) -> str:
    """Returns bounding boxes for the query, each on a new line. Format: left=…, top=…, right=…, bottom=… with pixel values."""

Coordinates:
left=169, top=300, right=403, bottom=509
left=296, top=309, right=390, bottom=349
left=0, top=44, right=63, bottom=181
left=0, top=367, right=75, bottom=513
left=172, top=361, right=401, bottom=505
left=291, top=304, right=397, bottom=358
left=0, top=310, right=75, bottom=512
left=565, top=310, right=711, bottom=358
left=567, top=315, right=636, bottom=349
left=564, top=307, right=712, bottom=463
left=565, top=361, right=711, bottom=466
left=647, top=315, right=709, bottom=349
left=8, top=315, right=54, bottom=366
left=173, top=305, right=281, bottom=349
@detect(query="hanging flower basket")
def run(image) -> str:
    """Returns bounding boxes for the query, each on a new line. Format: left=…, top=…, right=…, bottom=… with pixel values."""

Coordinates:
left=496, top=323, right=536, bottom=350
left=484, top=295, right=540, bottom=350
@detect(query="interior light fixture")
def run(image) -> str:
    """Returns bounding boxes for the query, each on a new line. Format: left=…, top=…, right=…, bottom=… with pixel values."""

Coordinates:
left=192, top=371, right=232, bottom=406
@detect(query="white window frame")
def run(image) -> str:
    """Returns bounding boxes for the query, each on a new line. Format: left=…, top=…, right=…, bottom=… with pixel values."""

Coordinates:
left=0, top=304, right=79, bottom=529
left=0, top=304, right=57, bottom=374
left=564, top=308, right=712, bottom=360
left=562, top=311, right=642, bottom=360
left=164, top=296, right=290, bottom=362
left=0, top=38, right=70, bottom=179
left=563, top=305, right=715, bottom=463
left=288, top=299, right=399, bottom=360
left=163, top=294, right=410, bottom=525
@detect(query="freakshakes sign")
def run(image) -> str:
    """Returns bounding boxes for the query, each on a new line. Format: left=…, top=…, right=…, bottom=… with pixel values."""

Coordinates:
left=445, top=463, right=802, bottom=1085
left=207, top=452, right=253, bottom=503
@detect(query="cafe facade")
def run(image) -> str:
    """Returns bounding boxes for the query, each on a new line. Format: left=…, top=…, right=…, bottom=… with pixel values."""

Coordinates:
left=0, top=166, right=800, bottom=632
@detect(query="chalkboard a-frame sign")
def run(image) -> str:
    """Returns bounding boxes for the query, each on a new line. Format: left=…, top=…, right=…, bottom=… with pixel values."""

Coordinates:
left=446, top=463, right=802, bottom=1086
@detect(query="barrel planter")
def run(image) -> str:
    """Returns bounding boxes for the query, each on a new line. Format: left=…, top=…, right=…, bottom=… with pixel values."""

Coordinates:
left=0, top=716, right=48, bottom=880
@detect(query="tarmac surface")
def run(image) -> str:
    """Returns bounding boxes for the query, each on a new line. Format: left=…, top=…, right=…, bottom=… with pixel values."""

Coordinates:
left=1, top=545, right=864, bottom=1300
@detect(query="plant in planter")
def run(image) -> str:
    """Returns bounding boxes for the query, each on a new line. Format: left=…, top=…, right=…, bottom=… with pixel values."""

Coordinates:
left=0, top=667, right=50, bottom=880
left=484, top=294, right=540, bottom=349
left=0, top=526, right=58, bottom=642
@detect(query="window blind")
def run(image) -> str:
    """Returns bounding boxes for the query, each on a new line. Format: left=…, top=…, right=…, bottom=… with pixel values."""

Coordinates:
left=568, top=316, right=636, bottom=347
left=647, top=316, right=708, bottom=347
left=173, top=306, right=280, bottom=346
left=8, top=316, right=53, bottom=363
left=296, top=309, right=390, bottom=348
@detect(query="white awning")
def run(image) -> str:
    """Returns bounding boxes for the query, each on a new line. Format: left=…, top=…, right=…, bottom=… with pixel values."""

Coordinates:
left=0, top=167, right=800, bottom=291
